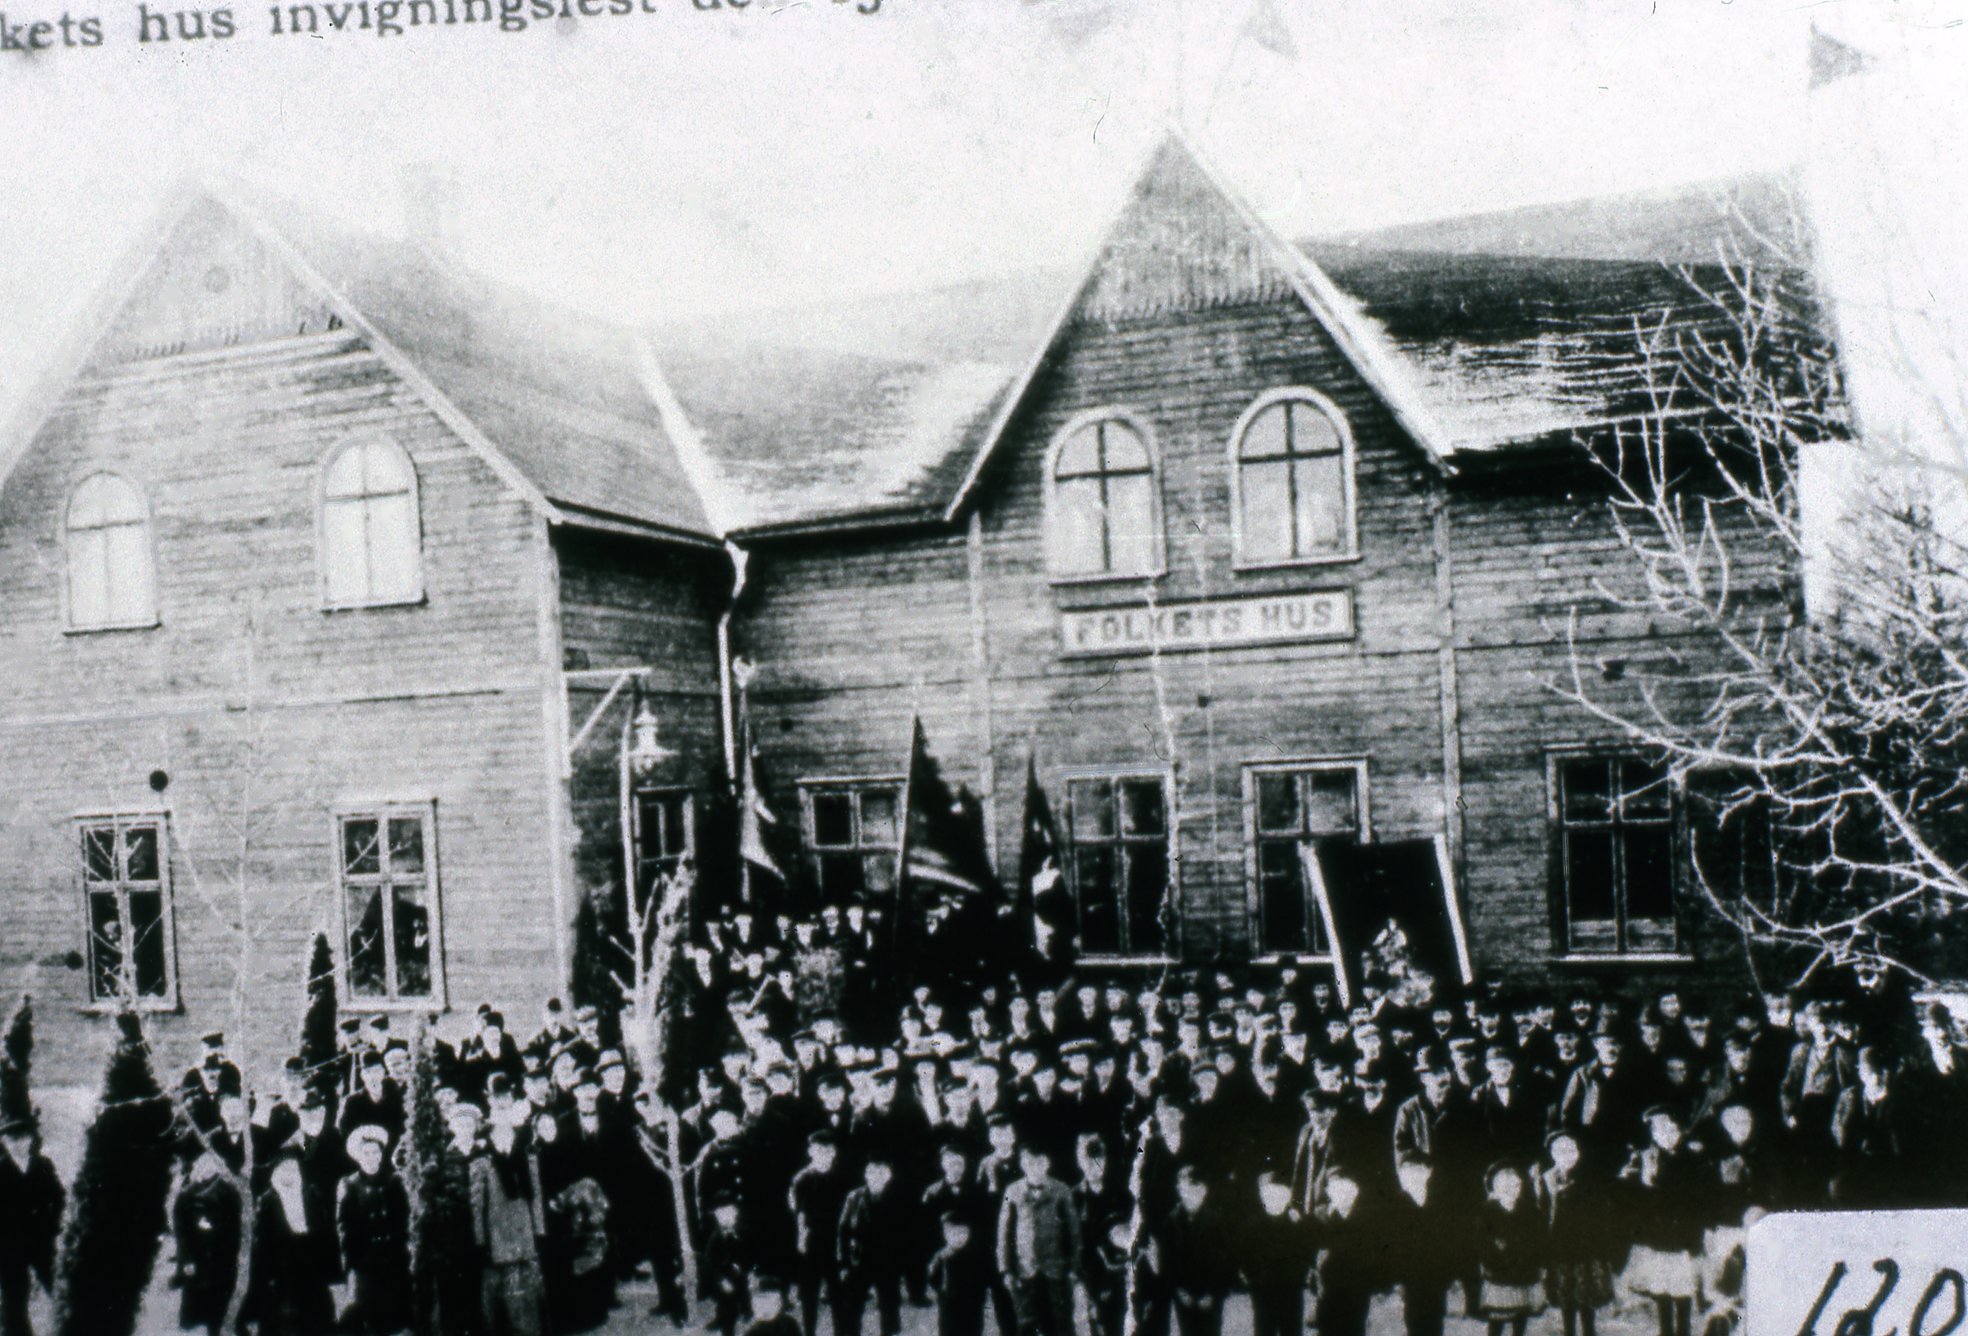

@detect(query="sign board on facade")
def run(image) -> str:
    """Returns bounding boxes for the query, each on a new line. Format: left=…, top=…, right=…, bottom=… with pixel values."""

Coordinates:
left=1748, top=1211, right=1968, bottom=1336
left=1060, top=590, right=1355, bottom=657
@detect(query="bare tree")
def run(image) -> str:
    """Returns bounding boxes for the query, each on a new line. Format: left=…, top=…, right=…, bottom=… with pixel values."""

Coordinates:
left=1559, top=191, right=1968, bottom=986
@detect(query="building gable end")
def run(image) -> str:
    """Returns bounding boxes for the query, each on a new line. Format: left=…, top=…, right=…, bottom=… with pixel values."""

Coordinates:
left=942, top=132, right=1453, bottom=526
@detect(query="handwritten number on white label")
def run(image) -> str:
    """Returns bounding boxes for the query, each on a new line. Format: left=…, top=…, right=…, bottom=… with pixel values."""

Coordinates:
left=1912, top=1271, right=1966, bottom=1336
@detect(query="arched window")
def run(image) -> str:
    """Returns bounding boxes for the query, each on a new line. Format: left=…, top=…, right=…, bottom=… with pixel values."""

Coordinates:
left=1232, top=391, right=1356, bottom=565
left=66, top=473, right=156, bottom=630
left=1048, top=413, right=1161, bottom=579
left=320, top=439, right=422, bottom=607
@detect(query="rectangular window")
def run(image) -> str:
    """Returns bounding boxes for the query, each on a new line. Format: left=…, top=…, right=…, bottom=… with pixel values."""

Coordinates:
left=633, top=787, right=694, bottom=903
left=1555, top=756, right=1678, bottom=955
left=338, top=803, right=442, bottom=1003
left=1247, top=762, right=1366, bottom=956
left=1066, top=772, right=1171, bottom=958
left=79, top=815, right=176, bottom=1004
left=802, top=779, right=902, bottom=903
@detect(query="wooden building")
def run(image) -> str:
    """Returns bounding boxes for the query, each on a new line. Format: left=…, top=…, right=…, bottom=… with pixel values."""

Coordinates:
left=0, top=137, right=1803, bottom=1078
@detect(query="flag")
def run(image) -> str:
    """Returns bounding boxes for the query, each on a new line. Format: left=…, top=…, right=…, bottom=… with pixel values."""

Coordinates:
left=1244, top=0, right=1297, bottom=61
left=1808, top=26, right=1872, bottom=89
left=896, top=717, right=996, bottom=902
left=737, top=724, right=781, bottom=880
left=1017, top=756, right=1075, bottom=969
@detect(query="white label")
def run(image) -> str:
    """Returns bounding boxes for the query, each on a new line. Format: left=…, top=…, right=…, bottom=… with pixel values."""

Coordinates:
left=1059, top=591, right=1355, bottom=657
left=1748, top=1211, right=1968, bottom=1336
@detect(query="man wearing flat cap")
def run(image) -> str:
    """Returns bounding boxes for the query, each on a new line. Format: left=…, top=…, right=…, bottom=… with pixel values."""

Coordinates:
left=0, top=1107, right=62, bottom=1336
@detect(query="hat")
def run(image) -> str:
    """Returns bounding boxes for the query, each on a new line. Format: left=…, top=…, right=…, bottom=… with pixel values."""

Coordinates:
left=1059, top=1038, right=1097, bottom=1058
left=347, top=1124, right=390, bottom=1154
left=298, top=1090, right=327, bottom=1112
left=359, top=1051, right=386, bottom=1071
left=484, top=1010, right=505, bottom=1029
left=368, top=1015, right=391, bottom=1032
left=573, top=1005, right=599, bottom=1023
left=596, top=1051, right=626, bottom=1072
left=281, top=1056, right=306, bottom=1075
left=486, top=1073, right=517, bottom=1101
left=201, top=1031, right=226, bottom=1049
left=339, top=1018, right=363, bottom=1035
left=447, top=1101, right=485, bottom=1123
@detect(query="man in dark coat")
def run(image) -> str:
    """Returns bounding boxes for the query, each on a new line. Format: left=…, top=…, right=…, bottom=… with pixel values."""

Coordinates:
left=0, top=1114, right=65, bottom=1336
left=790, top=1131, right=851, bottom=1336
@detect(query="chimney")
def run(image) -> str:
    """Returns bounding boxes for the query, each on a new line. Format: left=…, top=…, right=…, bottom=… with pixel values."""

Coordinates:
left=400, top=163, right=457, bottom=254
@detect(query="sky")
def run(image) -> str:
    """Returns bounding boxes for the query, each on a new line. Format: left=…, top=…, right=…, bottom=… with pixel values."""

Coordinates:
left=0, top=0, right=1961, bottom=452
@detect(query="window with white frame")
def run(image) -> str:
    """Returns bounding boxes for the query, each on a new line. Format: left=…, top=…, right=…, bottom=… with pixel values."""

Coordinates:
left=1553, top=755, right=1678, bottom=955
left=1248, top=762, right=1365, bottom=956
left=1065, top=772, right=1171, bottom=957
left=338, top=804, right=441, bottom=1002
left=320, top=439, right=422, bottom=608
left=1232, top=392, right=1356, bottom=565
left=633, top=787, right=695, bottom=904
left=80, top=815, right=176, bottom=1003
left=66, top=473, right=157, bottom=630
left=1047, top=414, right=1161, bottom=579
left=803, top=780, right=902, bottom=903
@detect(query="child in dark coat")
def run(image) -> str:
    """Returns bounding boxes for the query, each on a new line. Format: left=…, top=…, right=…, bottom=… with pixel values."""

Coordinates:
left=835, top=1154, right=909, bottom=1336
left=1474, top=1162, right=1545, bottom=1336
left=1240, top=1172, right=1312, bottom=1336
left=1622, top=1107, right=1706, bottom=1336
left=1537, top=1133, right=1616, bottom=1336
left=337, top=1124, right=411, bottom=1336
left=927, top=1212, right=994, bottom=1336
left=703, top=1196, right=752, bottom=1336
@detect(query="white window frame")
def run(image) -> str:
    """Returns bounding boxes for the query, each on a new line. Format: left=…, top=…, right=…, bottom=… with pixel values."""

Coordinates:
left=334, top=800, right=446, bottom=1009
left=1061, top=765, right=1178, bottom=963
left=1546, top=748, right=1692, bottom=964
left=63, top=471, right=160, bottom=633
left=1227, top=387, right=1361, bottom=571
left=632, top=785, right=697, bottom=901
left=1044, top=407, right=1168, bottom=585
left=1242, top=757, right=1370, bottom=963
left=317, top=437, right=425, bottom=611
left=76, top=811, right=180, bottom=1010
left=798, top=775, right=905, bottom=902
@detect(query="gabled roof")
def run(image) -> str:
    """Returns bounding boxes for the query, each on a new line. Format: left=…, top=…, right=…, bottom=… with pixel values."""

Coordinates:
left=657, top=132, right=1465, bottom=538
left=1302, top=171, right=1809, bottom=453
left=651, top=141, right=1806, bottom=538
left=5, top=185, right=719, bottom=546
left=231, top=192, right=718, bottom=543
left=5, top=163, right=1813, bottom=549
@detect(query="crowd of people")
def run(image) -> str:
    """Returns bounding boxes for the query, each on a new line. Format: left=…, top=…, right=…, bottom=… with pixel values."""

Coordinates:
left=20, top=902, right=1968, bottom=1336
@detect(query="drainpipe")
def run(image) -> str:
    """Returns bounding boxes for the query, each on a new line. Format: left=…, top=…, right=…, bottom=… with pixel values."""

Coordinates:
left=717, top=540, right=751, bottom=790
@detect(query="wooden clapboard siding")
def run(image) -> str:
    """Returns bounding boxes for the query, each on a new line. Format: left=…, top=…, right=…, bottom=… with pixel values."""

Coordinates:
left=1442, top=450, right=1788, bottom=984
left=555, top=528, right=731, bottom=910
left=0, top=320, right=564, bottom=1082
left=736, top=289, right=1795, bottom=978
left=738, top=293, right=1453, bottom=962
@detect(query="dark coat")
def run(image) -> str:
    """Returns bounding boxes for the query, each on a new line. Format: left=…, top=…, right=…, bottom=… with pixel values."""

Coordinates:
left=0, top=1142, right=64, bottom=1286
left=837, top=1184, right=910, bottom=1280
